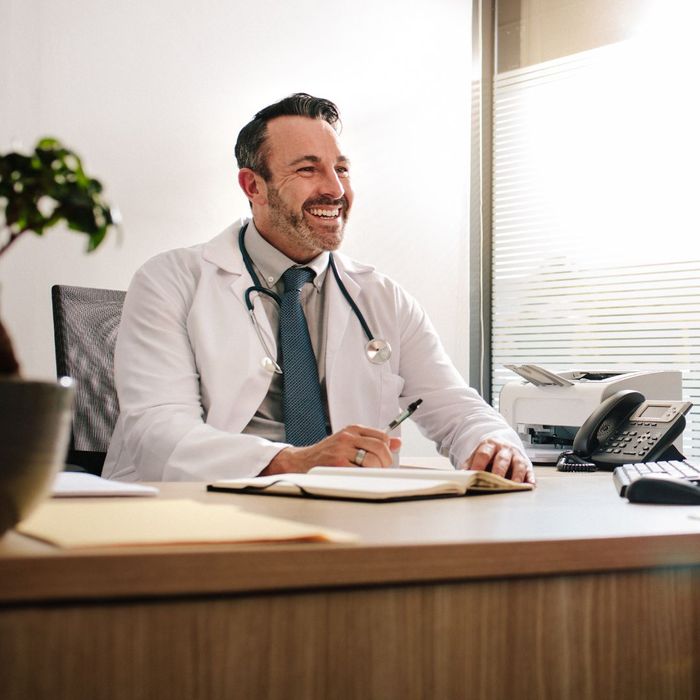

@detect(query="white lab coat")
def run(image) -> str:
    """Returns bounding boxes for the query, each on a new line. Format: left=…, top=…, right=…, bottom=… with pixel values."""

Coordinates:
left=103, top=219, right=524, bottom=481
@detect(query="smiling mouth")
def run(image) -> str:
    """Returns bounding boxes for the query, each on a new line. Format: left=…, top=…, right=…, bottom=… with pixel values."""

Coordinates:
left=306, top=206, right=342, bottom=220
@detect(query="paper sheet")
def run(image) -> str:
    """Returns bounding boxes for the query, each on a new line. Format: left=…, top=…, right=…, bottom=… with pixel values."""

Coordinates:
left=52, top=472, right=159, bottom=497
left=17, top=498, right=356, bottom=548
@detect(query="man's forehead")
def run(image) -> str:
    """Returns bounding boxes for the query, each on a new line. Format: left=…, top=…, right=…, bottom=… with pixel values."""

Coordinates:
left=265, top=115, right=345, bottom=162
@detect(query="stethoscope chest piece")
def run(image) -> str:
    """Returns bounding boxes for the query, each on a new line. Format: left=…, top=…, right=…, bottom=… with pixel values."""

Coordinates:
left=261, top=356, right=282, bottom=374
left=366, top=338, right=392, bottom=364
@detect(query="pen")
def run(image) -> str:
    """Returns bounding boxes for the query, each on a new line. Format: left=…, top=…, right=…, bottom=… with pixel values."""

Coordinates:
left=385, top=398, right=423, bottom=432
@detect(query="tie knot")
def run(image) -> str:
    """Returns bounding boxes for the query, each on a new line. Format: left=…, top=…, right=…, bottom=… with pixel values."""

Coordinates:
left=282, top=267, right=315, bottom=293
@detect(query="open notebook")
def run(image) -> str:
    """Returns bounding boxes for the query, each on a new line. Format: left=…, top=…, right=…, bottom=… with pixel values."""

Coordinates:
left=207, top=467, right=533, bottom=503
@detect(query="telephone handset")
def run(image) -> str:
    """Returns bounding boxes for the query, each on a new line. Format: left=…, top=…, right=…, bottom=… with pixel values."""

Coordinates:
left=571, top=390, right=692, bottom=469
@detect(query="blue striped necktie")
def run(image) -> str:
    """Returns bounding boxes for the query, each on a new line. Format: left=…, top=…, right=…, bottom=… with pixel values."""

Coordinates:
left=279, top=267, right=328, bottom=446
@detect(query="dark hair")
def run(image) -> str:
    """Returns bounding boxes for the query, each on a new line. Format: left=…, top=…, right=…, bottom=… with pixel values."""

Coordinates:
left=235, top=93, right=341, bottom=180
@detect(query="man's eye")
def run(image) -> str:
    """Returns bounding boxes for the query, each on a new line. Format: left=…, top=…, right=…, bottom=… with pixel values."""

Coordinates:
left=297, top=166, right=315, bottom=174
left=336, top=167, right=350, bottom=177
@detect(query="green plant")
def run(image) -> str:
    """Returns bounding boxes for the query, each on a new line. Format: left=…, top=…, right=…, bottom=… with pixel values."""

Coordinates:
left=0, top=137, right=118, bottom=373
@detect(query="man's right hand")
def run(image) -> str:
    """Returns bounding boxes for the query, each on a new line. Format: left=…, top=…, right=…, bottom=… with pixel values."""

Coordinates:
left=261, top=424, right=401, bottom=475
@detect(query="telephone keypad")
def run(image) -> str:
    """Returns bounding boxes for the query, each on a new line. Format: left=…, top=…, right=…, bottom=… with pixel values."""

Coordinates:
left=603, top=422, right=668, bottom=459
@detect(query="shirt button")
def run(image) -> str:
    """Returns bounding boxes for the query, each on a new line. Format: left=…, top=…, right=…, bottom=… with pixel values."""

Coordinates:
left=267, top=276, right=274, bottom=283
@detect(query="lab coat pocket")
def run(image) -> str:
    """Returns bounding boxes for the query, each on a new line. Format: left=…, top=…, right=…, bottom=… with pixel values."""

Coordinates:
left=379, top=372, right=405, bottom=427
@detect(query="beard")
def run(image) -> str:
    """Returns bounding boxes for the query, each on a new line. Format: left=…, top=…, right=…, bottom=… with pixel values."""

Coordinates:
left=266, top=186, right=349, bottom=255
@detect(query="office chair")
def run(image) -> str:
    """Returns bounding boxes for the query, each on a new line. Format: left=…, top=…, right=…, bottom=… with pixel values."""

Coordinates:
left=51, top=285, right=126, bottom=475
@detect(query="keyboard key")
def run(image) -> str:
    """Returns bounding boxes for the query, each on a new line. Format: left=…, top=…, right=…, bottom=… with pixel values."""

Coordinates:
left=660, top=462, right=684, bottom=477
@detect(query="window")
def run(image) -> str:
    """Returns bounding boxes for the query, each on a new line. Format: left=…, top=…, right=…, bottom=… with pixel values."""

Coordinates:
left=490, top=8, right=700, bottom=458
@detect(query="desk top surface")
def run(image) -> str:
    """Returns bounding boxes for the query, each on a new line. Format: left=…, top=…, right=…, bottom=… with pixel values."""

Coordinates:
left=1, top=469, right=699, bottom=603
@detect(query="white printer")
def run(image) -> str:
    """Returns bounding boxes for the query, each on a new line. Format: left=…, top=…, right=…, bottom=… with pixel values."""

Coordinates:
left=499, top=366, right=682, bottom=463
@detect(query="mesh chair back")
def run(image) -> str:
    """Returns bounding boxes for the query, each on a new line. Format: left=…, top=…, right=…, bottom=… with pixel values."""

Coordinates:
left=51, top=285, right=126, bottom=474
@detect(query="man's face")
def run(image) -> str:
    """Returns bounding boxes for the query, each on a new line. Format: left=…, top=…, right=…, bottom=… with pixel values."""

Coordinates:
left=252, top=115, right=353, bottom=262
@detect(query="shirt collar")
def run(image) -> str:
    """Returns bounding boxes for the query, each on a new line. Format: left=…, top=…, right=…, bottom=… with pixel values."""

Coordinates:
left=246, top=219, right=330, bottom=290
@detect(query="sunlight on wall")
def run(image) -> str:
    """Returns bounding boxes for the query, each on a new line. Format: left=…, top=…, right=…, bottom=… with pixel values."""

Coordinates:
left=517, top=33, right=700, bottom=269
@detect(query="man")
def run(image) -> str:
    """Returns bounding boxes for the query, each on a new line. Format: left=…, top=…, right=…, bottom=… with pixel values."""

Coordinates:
left=103, top=93, right=533, bottom=483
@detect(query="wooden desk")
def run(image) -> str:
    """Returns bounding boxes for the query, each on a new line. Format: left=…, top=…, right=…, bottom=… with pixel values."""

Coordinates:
left=0, top=469, right=698, bottom=699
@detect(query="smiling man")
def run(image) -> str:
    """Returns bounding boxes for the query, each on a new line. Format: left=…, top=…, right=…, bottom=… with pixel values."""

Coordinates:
left=238, top=113, right=352, bottom=261
left=103, top=93, right=533, bottom=484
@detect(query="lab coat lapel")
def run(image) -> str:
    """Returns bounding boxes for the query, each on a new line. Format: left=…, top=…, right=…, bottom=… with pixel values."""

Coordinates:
left=325, top=258, right=355, bottom=380
left=325, top=256, right=383, bottom=430
left=203, top=220, right=277, bottom=358
left=229, top=273, right=277, bottom=358
left=199, top=223, right=276, bottom=430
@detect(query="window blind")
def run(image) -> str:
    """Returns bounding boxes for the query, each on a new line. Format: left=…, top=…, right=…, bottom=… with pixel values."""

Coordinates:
left=491, top=41, right=700, bottom=458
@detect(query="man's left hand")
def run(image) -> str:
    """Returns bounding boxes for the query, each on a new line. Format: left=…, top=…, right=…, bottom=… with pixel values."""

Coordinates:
left=462, top=438, right=535, bottom=484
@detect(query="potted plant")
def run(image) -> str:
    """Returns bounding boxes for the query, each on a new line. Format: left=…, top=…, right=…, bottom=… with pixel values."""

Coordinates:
left=0, top=137, right=118, bottom=534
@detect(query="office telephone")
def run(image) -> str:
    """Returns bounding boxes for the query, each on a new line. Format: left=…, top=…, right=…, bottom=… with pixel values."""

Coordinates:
left=563, top=390, right=692, bottom=469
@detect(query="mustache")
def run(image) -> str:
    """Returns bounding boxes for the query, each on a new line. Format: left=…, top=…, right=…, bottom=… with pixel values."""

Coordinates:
left=304, top=196, right=348, bottom=209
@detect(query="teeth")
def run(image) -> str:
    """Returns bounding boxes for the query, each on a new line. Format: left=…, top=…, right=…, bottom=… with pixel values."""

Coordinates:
left=308, top=208, right=340, bottom=218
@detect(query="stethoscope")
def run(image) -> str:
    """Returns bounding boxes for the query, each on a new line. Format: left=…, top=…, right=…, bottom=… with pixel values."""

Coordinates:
left=238, top=223, right=392, bottom=374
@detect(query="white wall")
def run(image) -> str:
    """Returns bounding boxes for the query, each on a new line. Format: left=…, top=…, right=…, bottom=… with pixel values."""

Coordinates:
left=0, top=0, right=470, bottom=457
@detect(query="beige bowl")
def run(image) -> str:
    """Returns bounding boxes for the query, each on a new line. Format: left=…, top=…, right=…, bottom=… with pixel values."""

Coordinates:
left=0, top=377, right=74, bottom=536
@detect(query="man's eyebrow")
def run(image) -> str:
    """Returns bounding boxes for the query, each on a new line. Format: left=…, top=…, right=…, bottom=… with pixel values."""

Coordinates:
left=288, top=155, right=352, bottom=166
left=289, top=155, right=321, bottom=166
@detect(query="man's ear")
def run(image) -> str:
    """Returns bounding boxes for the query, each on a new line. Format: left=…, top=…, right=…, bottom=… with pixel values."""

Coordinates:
left=238, top=168, right=267, bottom=205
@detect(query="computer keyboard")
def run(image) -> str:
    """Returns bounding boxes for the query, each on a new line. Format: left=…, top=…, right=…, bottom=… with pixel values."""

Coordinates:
left=613, top=460, right=700, bottom=497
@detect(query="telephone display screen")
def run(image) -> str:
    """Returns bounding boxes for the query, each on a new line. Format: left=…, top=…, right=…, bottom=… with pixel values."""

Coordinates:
left=638, top=405, right=669, bottom=419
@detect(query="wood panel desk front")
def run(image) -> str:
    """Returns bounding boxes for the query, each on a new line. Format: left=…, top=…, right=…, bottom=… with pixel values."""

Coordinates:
left=0, top=469, right=698, bottom=699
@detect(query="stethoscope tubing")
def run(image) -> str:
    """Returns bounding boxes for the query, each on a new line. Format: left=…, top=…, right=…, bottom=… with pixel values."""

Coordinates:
left=238, top=222, right=390, bottom=370
left=327, top=255, right=374, bottom=342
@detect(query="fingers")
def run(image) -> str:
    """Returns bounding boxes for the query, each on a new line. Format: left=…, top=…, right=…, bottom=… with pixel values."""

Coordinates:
left=466, top=439, right=535, bottom=484
left=343, top=425, right=395, bottom=467
left=505, top=450, right=533, bottom=483
left=263, top=425, right=400, bottom=475
left=359, top=435, right=402, bottom=467
left=489, top=445, right=514, bottom=478
left=469, top=441, right=498, bottom=471
left=313, top=425, right=398, bottom=469
left=388, top=436, right=402, bottom=453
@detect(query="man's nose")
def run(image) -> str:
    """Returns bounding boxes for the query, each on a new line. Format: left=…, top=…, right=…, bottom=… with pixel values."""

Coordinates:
left=320, top=168, right=345, bottom=200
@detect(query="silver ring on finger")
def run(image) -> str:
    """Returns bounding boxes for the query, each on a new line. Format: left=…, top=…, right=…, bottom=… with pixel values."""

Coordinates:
left=354, top=448, right=367, bottom=466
